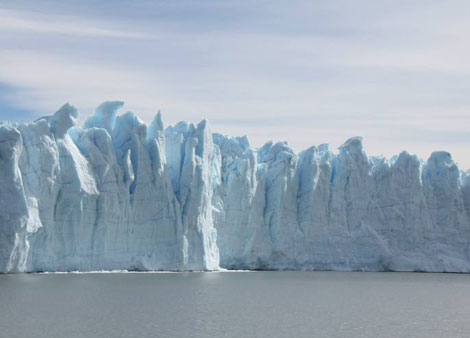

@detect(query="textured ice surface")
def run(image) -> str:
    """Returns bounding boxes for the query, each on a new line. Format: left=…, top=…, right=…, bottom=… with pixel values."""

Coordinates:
left=1, top=102, right=469, bottom=272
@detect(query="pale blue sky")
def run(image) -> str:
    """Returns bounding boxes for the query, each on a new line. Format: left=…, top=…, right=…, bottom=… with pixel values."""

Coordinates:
left=0, top=0, right=469, bottom=168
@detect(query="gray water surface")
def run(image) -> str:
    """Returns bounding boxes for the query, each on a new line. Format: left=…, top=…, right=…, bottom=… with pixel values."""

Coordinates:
left=1, top=271, right=469, bottom=338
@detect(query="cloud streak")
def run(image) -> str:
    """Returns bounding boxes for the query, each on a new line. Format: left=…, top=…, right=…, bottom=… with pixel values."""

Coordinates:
left=0, top=8, right=153, bottom=39
left=0, top=1, right=469, bottom=168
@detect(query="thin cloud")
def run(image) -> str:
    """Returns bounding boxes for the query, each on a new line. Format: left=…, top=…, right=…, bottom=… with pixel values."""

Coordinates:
left=0, top=1, right=469, bottom=168
left=0, top=8, right=153, bottom=39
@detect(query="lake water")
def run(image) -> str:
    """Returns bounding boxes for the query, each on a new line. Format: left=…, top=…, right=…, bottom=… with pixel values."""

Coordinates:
left=1, top=271, right=469, bottom=338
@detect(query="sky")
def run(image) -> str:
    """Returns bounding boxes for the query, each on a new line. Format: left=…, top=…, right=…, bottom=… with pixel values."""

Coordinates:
left=0, top=0, right=469, bottom=168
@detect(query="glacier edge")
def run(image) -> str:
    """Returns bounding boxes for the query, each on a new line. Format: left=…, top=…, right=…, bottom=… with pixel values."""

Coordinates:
left=0, top=102, right=469, bottom=273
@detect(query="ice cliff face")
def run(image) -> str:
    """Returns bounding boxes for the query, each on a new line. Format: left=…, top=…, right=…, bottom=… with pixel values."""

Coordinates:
left=1, top=102, right=469, bottom=272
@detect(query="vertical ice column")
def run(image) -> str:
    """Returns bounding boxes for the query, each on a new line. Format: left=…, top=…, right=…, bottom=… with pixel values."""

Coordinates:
left=422, top=152, right=470, bottom=271
left=17, top=118, right=60, bottom=271
left=169, top=120, right=220, bottom=270
left=462, top=171, right=470, bottom=219
left=70, top=126, right=132, bottom=269
left=41, top=104, right=99, bottom=271
left=295, top=145, right=333, bottom=267
left=212, top=134, right=257, bottom=268
left=110, top=111, right=182, bottom=270
left=423, top=152, right=465, bottom=229
left=145, top=111, right=184, bottom=270
left=253, top=141, right=299, bottom=269
left=327, top=137, right=387, bottom=270
left=0, top=124, right=30, bottom=272
left=370, top=152, right=432, bottom=271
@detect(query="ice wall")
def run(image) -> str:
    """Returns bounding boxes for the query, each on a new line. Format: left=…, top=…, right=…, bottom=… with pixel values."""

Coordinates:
left=0, top=102, right=469, bottom=272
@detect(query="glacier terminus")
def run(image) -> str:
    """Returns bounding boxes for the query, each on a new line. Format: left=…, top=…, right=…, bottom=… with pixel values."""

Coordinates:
left=1, top=102, right=469, bottom=273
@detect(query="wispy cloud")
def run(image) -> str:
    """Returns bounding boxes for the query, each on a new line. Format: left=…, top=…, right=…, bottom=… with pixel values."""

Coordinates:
left=0, top=8, right=153, bottom=39
left=0, top=1, right=469, bottom=168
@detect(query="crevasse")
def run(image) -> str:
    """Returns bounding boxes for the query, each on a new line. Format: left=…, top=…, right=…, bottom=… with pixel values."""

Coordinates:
left=0, top=102, right=469, bottom=273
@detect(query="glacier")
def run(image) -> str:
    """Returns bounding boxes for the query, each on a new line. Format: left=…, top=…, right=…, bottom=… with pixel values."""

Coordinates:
left=0, top=102, right=469, bottom=273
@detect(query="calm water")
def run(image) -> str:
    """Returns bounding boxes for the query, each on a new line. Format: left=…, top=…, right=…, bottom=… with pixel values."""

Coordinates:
left=1, top=271, right=469, bottom=338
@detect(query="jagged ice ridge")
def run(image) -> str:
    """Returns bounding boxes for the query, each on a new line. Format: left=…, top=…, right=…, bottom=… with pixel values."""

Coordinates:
left=1, top=102, right=469, bottom=273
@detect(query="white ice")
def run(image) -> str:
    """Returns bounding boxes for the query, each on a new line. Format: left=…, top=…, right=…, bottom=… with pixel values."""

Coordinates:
left=1, top=102, right=469, bottom=272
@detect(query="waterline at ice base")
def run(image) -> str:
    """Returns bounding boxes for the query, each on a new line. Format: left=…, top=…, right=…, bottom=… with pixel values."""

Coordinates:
left=1, top=101, right=469, bottom=273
